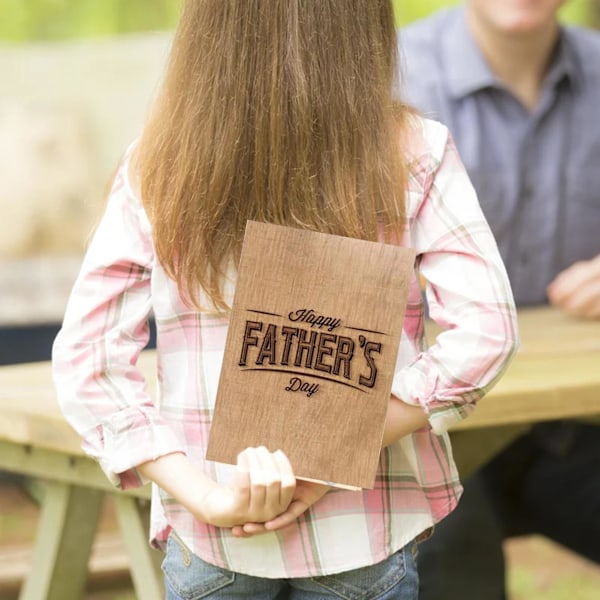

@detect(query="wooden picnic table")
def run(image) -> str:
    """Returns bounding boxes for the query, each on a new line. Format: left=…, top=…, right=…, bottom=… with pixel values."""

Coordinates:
left=0, top=351, right=161, bottom=600
left=1, top=305, right=599, bottom=599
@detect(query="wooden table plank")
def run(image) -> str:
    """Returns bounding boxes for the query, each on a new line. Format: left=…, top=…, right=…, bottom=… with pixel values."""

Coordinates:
left=452, top=352, right=600, bottom=430
left=0, top=440, right=148, bottom=498
left=427, top=306, right=600, bottom=430
left=0, top=351, right=157, bottom=455
left=2, top=306, right=599, bottom=451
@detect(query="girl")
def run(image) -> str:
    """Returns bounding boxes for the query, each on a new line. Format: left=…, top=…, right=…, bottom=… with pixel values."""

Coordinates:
left=53, top=1, right=519, bottom=598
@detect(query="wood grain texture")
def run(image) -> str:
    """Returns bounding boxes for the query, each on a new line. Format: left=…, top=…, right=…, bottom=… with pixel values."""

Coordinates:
left=206, top=221, right=415, bottom=489
left=430, top=308, right=600, bottom=430
left=0, top=351, right=158, bottom=455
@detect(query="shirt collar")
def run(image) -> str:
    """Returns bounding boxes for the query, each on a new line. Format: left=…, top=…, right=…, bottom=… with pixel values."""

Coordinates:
left=441, top=9, right=497, bottom=99
left=442, top=8, right=581, bottom=99
left=545, top=28, right=582, bottom=92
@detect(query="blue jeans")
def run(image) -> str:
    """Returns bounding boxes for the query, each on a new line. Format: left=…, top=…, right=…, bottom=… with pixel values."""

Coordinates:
left=163, top=532, right=419, bottom=600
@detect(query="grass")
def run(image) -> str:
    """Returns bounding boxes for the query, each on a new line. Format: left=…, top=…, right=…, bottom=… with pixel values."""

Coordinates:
left=392, top=0, right=594, bottom=27
left=0, top=0, right=181, bottom=42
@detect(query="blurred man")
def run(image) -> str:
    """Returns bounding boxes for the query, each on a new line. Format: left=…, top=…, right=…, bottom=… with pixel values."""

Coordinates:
left=400, top=1, right=600, bottom=598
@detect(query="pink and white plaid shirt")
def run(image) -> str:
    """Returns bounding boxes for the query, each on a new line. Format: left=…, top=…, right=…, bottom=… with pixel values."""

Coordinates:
left=53, top=117, right=518, bottom=578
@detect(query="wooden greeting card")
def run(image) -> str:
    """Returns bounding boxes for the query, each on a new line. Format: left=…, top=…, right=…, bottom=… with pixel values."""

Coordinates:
left=206, top=221, right=415, bottom=489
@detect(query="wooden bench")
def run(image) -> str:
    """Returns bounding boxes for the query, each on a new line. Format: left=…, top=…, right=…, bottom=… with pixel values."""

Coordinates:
left=1, top=306, right=600, bottom=599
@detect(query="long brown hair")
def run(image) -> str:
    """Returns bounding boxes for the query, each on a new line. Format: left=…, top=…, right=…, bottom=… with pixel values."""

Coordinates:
left=136, top=0, right=410, bottom=311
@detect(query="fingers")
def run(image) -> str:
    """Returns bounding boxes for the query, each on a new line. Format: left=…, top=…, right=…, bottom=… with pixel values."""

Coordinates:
left=230, top=476, right=331, bottom=537
left=243, top=447, right=269, bottom=515
left=232, top=501, right=307, bottom=538
left=566, top=284, right=600, bottom=318
left=233, top=450, right=251, bottom=503
left=234, top=447, right=296, bottom=523
left=232, top=522, right=268, bottom=537
left=263, top=499, right=309, bottom=531
left=249, top=480, right=331, bottom=533
left=548, top=256, right=600, bottom=318
left=548, top=260, right=591, bottom=302
left=231, top=524, right=254, bottom=538
left=549, top=278, right=600, bottom=318
left=274, top=449, right=296, bottom=508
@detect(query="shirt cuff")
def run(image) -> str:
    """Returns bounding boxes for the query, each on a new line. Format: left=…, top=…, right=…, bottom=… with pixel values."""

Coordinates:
left=84, top=408, right=187, bottom=489
left=391, top=368, right=475, bottom=435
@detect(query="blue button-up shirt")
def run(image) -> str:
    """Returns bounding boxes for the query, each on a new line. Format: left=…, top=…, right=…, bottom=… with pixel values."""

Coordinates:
left=400, top=8, right=600, bottom=305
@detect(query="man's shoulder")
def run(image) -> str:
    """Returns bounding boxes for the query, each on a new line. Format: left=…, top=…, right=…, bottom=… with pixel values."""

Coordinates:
left=565, top=23, right=600, bottom=50
left=564, top=24, right=600, bottom=64
left=561, top=25, right=600, bottom=89
left=399, top=9, right=455, bottom=58
left=398, top=9, right=458, bottom=106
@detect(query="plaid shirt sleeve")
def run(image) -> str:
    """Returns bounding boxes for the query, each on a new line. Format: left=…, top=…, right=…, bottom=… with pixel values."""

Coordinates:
left=52, top=158, right=186, bottom=489
left=392, top=121, right=519, bottom=434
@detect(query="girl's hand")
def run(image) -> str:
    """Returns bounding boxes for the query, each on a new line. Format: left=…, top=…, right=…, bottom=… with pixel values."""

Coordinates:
left=231, top=478, right=330, bottom=537
left=197, top=446, right=296, bottom=528
left=138, top=448, right=296, bottom=531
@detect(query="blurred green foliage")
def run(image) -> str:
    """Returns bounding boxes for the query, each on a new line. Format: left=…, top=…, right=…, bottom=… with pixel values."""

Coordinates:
left=392, top=0, right=593, bottom=27
left=0, top=0, right=181, bottom=41
left=0, top=0, right=594, bottom=42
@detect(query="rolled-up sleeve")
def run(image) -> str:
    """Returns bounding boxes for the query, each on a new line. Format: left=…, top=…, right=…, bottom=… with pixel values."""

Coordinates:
left=392, top=124, right=519, bottom=434
left=52, top=159, right=185, bottom=488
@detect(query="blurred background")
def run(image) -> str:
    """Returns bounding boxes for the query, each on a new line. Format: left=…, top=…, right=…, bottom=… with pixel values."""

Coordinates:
left=0, top=1, right=599, bottom=598
left=0, top=0, right=596, bottom=364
